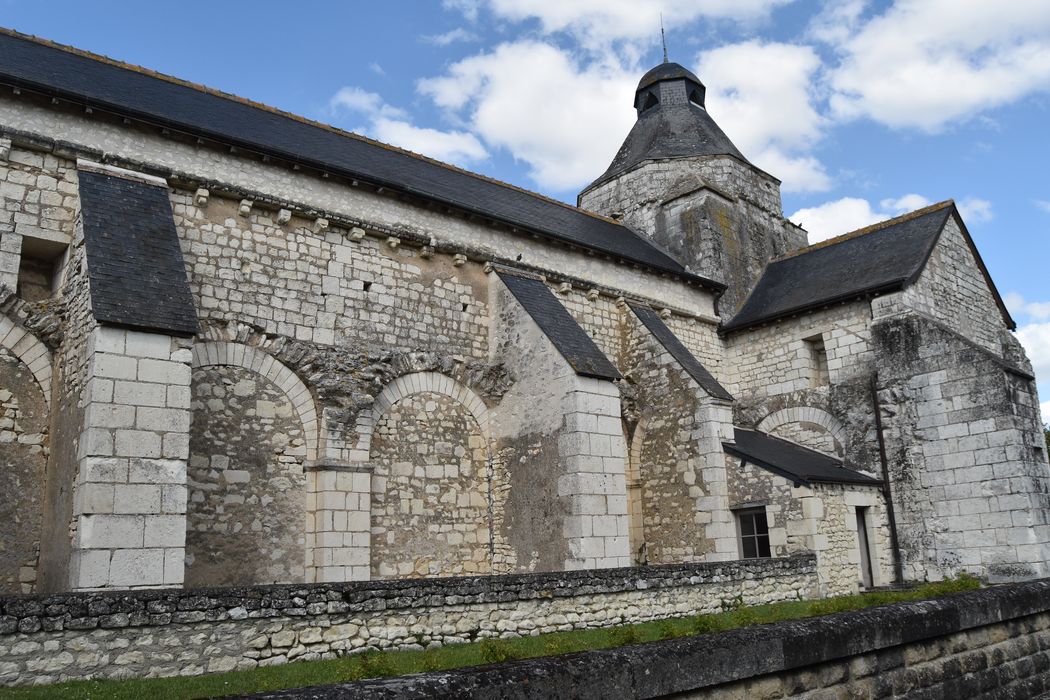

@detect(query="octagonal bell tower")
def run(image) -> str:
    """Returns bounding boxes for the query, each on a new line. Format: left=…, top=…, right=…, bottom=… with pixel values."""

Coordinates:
left=579, top=61, right=806, bottom=315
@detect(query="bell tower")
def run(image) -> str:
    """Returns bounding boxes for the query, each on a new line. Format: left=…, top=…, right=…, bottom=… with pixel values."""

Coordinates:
left=579, top=61, right=806, bottom=315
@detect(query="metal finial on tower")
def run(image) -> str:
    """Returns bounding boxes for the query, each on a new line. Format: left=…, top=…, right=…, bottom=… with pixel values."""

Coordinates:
left=660, top=14, right=668, bottom=63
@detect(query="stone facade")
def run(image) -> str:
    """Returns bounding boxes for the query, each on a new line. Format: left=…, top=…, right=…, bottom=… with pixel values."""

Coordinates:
left=0, top=37, right=1044, bottom=682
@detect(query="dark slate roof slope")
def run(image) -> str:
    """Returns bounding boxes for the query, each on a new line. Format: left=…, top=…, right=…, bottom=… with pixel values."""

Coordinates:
left=0, top=29, right=721, bottom=291
left=585, top=102, right=747, bottom=193
left=628, top=303, right=732, bottom=400
left=723, top=202, right=954, bottom=333
left=724, top=428, right=881, bottom=486
left=78, top=169, right=199, bottom=336
left=496, top=270, right=620, bottom=381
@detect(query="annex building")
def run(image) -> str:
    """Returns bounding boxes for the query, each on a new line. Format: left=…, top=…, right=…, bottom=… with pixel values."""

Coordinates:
left=0, top=28, right=1046, bottom=600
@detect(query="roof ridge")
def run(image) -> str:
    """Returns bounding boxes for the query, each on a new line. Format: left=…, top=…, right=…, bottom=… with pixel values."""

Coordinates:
left=779, top=199, right=955, bottom=262
left=0, top=26, right=626, bottom=229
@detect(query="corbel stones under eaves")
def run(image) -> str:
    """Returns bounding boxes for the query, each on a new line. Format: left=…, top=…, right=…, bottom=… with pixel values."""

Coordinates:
left=0, top=125, right=722, bottom=328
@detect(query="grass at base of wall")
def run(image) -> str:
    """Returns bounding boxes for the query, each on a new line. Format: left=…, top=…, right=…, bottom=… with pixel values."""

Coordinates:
left=0, top=575, right=981, bottom=700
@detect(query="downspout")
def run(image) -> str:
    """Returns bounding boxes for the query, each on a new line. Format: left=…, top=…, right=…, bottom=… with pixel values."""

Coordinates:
left=871, top=371, right=904, bottom=584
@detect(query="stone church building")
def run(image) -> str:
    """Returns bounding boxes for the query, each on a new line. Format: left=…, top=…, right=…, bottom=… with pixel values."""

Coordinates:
left=0, top=29, right=1045, bottom=599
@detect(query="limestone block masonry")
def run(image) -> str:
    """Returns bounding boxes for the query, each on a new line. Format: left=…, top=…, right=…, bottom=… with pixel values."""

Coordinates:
left=70, top=326, right=193, bottom=590
left=0, top=556, right=816, bottom=686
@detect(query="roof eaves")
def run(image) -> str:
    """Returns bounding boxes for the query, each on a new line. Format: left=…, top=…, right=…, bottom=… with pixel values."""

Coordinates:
left=721, top=280, right=907, bottom=335
left=0, top=28, right=725, bottom=293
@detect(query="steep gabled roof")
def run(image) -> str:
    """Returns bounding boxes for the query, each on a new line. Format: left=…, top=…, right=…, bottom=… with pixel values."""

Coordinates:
left=723, top=201, right=1016, bottom=333
left=628, top=303, right=732, bottom=401
left=496, top=269, right=621, bottom=381
left=723, top=428, right=881, bottom=487
left=78, top=168, right=199, bottom=336
left=0, top=29, right=723, bottom=293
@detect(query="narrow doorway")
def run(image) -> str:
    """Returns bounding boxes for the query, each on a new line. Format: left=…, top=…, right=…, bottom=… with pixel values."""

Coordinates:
left=856, top=507, right=874, bottom=588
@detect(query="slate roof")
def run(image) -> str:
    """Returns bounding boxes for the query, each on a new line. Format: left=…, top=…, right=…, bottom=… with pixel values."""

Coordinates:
left=584, top=101, right=747, bottom=193
left=724, top=202, right=956, bottom=333
left=723, top=428, right=881, bottom=487
left=496, top=270, right=621, bottom=381
left=0, top=29, right=723, bottom=293
left=636, top=62, right=702, bottom=91
left=628, top=303, right=732, bottom=401
left=77, top=169, right=199, bottom=336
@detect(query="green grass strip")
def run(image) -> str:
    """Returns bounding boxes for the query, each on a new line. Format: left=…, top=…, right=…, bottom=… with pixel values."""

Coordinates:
left=0, top=574, right=980, bottom=700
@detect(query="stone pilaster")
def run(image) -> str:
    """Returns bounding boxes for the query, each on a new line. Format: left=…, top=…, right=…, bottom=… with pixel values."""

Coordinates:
left=559, top=375, right=631, bottom=570
left=305, top=464, right=371, bottom=583
left=69, top=326, right=192, bottom=590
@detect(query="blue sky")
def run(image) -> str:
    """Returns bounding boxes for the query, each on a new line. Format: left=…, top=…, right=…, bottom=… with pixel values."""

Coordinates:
left=4, top=0, right=1049, bottom=419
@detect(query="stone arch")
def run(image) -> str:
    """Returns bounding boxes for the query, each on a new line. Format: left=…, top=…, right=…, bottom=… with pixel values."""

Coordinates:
left=364, top=371, right=494, bottom=579
left=350, top=371, right=490, bottom=460
left=0, top=316, right=51, bottom=407
left=191, top=341, right=318, bottom=460
left=186, top=342, right=319, bottom=587
left=758, top=406, right=847, bottom=457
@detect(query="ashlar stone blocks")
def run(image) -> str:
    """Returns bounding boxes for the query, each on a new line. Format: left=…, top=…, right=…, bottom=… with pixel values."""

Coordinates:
left=69, top=326, right=192, bottom=590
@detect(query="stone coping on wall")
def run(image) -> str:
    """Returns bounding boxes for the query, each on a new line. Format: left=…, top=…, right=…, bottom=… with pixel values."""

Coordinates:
left=0, top=556, right=816, bottom=636
left=243, top=578, right=1050, bottom=699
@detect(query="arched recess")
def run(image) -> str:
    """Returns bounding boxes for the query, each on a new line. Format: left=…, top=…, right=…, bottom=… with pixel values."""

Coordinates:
left=0, top=316, right=51, bottom=406
left=191, top=342, right=319, bottom=459
left=363, top=371, right=494, bottom=579
left=758, top=406, right=847, bottom=457
left=0, top=316, right=50, bottom=593
left=351, top=371, right=489, bottom=459
left=185, top=341, right=319, bottom=586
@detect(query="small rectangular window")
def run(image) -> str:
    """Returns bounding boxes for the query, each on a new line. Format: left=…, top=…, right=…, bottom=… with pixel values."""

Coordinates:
left=803, top=334, right=829, bottom=387
left=737, top=508, right=771, bottom=559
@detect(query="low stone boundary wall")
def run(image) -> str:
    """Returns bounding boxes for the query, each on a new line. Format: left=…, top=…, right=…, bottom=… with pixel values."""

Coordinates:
left=0, top=555, right=816, bottom=686
left=252, top=578, right=1050, bottom=699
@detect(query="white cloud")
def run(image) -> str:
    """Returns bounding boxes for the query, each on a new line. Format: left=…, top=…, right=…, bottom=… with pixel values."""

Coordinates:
left=443, top=0, right=482, bottom=22
left=827, top=1, right=1050, bottom=130
left=1035, top=200, right=1050, bottom=214
left=1041, top=400, right=1050, bottom=425
left=790, top=193, right=994, bottom=243
left=475, top=0, right=792, bottom=52
left=880, top=193, right=931, bottom=215
left=958, top=197, right=993, bottom=224
left=1017, top=322, right=1050, bottom=381
left=789, top=197, right=883, bottom=243
left=329, top=87, right=488, bottom=166
left=421, top=41, right=636, bottom=190
left=1005, top=293, right=1050, bottom=322
left=806, top=0, right=867, bottom=45
left=697, top=41, right=831, bottom=192
left=424, top=28, right=478, bottom=46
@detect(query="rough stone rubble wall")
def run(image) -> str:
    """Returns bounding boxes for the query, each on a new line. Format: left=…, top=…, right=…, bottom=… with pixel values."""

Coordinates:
left=901, top=216, right=1009, bottom=355
left=578, top=156, right=807, bottom=315
left=318, top=579, right=1050, bottom=700
left=186, top=364, right=307, bottom=587
left=622, top=310, right=736, bottom=565
left=0, top=555, right=817, bottom=686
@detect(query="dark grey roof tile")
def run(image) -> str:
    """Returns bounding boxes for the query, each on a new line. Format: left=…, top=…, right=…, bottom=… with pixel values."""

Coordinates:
left=723, top=203, right=953, bottom=333
left=496, top=270, right=620, bottom=381
left=78, top=169, right=199, bottom=336
left=628, top=303, right=732, bottom=400
left=724, top=428, right=881, bottom=486
left=0, top=30, right=723, bottom=292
